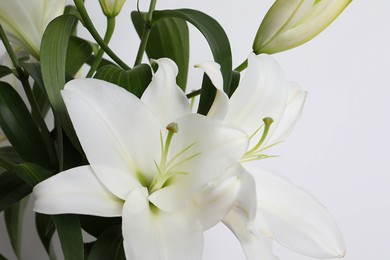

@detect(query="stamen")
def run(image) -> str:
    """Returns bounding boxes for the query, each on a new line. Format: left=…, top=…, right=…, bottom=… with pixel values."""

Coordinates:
left=246, top=117, right=273, bottom=155
left=242, top=117, right=274, bottom=162
left=160, top=123, right=179, bottom=169
left=166, top=122, right=178, bottom=133
left=149, top=122, right=199, bottom=194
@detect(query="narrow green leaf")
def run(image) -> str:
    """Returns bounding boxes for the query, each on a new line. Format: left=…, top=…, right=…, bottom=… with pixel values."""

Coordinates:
left=0, top=252, right=7, bottom=260
left=228, top=70, right=241, bottom=97
left=53, top=214, right=84, bottom=260
left=197, top=70, right=241, bottom=115
left=61, top=129, right=85, bottom=171
left=80, top=215, right=121, bottom=238
left=87, top=225, right=125, bottom=260
left=0, top=82, right=50, bottom=167
left=20, top=62, right=44, bottom=90
left=35, top=213, right=56, bottom=257
left=197, top=74, right=216, bottom=115
left=13, top=163, right=53, bottom=187
left=0, top=147, right=22, bottom=170
left=94, top=64, right=152, bottom=98
left=20, top=63, right=50, bottom=116
left=0, top=65, right=13, bottom=78
left=4, top=196, right=28, bottom=259
left=132, top=12, right=189, bottom=91
left=32, top=82, right=50, bottom=117
left=0, top=171, right=31, bottom=211
left=0, top=147, right=22, bottom=164
left=40, top=14, right=81, bottom=152
left=153, top=9, right=233, bottom=93
left=66, top=36, right=93, bottom=76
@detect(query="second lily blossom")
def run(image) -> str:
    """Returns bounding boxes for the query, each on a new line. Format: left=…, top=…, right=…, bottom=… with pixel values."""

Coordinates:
left=198, top=53, right=346, bottom=259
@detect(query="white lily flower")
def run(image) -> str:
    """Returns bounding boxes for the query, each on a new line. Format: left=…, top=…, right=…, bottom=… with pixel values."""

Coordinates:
left=198, top=53, right=345, bottom=259
left=33, top=58, right=251, bottom=259
left=0, top=0, right=66, bottom=59
left=99, top=0, right=126, bottom=17
left=253, top=0, right=352, bottom=54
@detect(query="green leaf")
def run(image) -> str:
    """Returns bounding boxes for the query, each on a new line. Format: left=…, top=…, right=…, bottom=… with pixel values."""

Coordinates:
left=13, top=163, right=53, bottom=187
left=94, top=64, right=152, bottom=98
left=197, top=74, right=216, bottom=115
left=32, top=82, right=51, bottom=117
left=20, top=63, right=50, bottom=116
left=35, top=213, right=56, bottom=257
left=197, top=70, right=241, bottom=115
left=4, top=196, right=28, bottom=259
left=0, top=171, right=31, bottom=211
left=0, top=65, right=13, bottom=78
left=53, top=214, right=84, bottom=260
left=0, top=81, right=50, bottom=167
left=0, top=147, right=22, bottom=170
left=228, top=70, right=241, bottom=97
left=20, top=62, right=44, bottom=90
left=80, top=215, right=121, bottom=238
left=66, top=36, right=93, bottom=77
left=153, top=9, right=233, bottom=93
left=87, top=225, right=125, bottom=260
left=132, top=12, right=189, bottom=91
left=0, top=147, right=21, bottom=163
left=40, top=14, right=81, bottom=152
left=0, top=252, right=7, bottom=260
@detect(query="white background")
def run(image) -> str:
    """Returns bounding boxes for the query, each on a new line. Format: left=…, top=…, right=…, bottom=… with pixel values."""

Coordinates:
left=1, top=0, right=389, bottom=259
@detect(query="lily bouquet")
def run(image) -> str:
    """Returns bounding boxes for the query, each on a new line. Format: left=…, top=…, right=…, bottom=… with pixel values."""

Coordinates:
left=0, top=0, right=351, bottom=259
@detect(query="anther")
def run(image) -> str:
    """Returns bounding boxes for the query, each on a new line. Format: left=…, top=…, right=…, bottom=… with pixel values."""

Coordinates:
left=166, top=122, right=178, bottom=133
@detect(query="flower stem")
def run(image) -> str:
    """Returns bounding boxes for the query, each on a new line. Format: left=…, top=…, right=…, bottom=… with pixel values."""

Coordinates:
left=186, top=89, right=201, bottom=99
left=73, top=0, right=130, bottom=70
left=235, top=59, right=248, bottom=72
left=86, top=16, right=116, bottom=77
left=133, top=0, right=157, bottom=66
left=0, top=23, right=57, bottom=167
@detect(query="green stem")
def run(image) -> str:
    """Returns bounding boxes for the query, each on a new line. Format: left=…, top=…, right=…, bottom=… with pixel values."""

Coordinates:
left=235, top=59, right=248, bottom=72
left=234, top=60, right=248, bottom=72
left=73, top=0, right=130, bottom=70
left=134, top=0, right=157, bottom=66
left=86, top=16, right=116, bottom=77
left=186, top=89, right=201, bottom=99
left=0, top=23, right=57, bottom=167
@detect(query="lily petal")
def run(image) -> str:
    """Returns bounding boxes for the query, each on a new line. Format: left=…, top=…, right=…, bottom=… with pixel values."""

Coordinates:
left=224, top=207, right=279, bottom=260
left=225, top=54, right=288, bottom=148
left=267, top=82, right=307, bottom=145
left=250, top=167, right=346, bottom=258
left=195, top=61, right=229, bottom=120
left=33, top=166, right=123, bottom=217
left=148, top=175, right=189, bottom=212
left=122, top=187, right=204, bottom=259
left=150, top=114, right=248, bottom=212
left=222, top=165, right=272, bottom=260
left=62, top=78, right=161, bottom=199
left=0, top=0, right=66, bottom=58
left=192, top=164, right=244, bottom=230
left=170, top=114, right=248, bottom=192
left=141, top=58, right=190, bottom=125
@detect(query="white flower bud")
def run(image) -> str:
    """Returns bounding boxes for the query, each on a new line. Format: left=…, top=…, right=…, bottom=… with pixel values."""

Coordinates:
left=99, top=0, right=126, bottom=17
left=253, top=0, right=351, bottom=54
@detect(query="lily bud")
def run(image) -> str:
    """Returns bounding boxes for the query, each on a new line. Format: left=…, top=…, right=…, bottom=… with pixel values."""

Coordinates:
left=99, top=0, right=126, bottom=17
left=253, top=0, right=351, bottom=54
left=0, top=0, right=66, bottom=59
